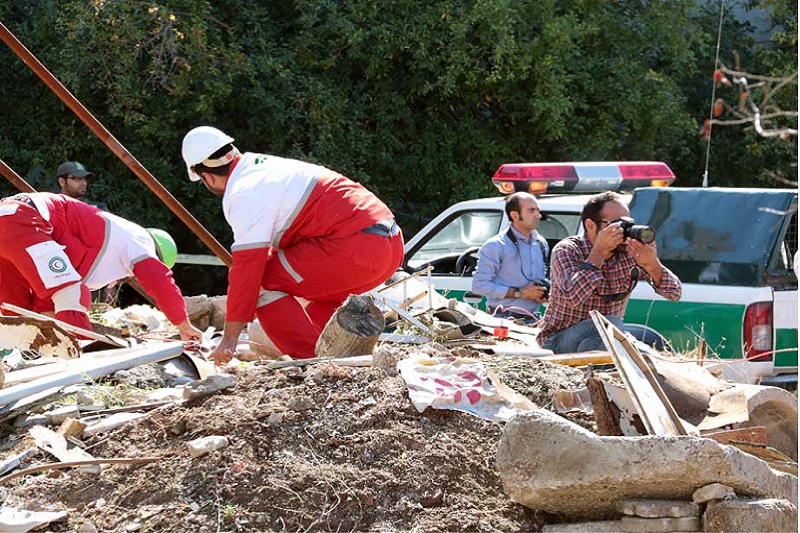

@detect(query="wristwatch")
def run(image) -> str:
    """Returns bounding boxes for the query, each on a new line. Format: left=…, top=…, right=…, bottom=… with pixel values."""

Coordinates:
left=513, top=289, right=521, bottom=298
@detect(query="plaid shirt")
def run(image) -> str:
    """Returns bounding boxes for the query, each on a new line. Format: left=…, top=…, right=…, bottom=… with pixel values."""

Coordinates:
left=537, top=234, right=682, bottom=345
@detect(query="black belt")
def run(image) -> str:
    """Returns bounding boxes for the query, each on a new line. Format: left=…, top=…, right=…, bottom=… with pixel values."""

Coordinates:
left=361, top=218, right=400, bottom=238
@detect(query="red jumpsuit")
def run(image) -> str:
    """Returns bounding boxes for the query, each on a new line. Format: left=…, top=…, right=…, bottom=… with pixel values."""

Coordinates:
left=222, top=153, right=404, bottom=358
left=0, top=193, right=188, bottom=331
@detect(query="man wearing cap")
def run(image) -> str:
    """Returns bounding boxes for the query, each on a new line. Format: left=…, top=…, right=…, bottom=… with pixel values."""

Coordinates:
left=56, top=161, right=93, bottom=201
left=182, top=126, right=404, bottom=363
left=0, top=192, right=203, bottom=341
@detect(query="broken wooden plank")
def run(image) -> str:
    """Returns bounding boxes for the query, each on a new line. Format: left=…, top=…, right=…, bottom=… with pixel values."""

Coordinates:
left=0, top=448, right=36, bottom=477
left=586, top=376, right=624, bottom=436
left=1, top=302, right=127, bottom=347
left=376, top=265, right=434, bottom=293
left=704, top=426, right=769, bottom=446
left=369, top=290, right=434, bottom=335
left=315, top=294, right=385, bottom=358
left=539, top=352, right=613, bottom=366
left=591, top=311, right=688, bottom=437
left=29, top=425, right=100, bottom=474
left=57, top=418, right=88, bottom=438
left=0, top=387, right=68, bottom=424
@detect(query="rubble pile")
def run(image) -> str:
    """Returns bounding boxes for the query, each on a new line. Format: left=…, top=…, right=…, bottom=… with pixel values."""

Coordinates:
left=0, top=285, right=794, bottom=532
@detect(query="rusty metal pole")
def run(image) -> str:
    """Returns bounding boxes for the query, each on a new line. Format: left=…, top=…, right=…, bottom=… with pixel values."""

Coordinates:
left=0, top=158, right=36, bottom=193
left=0, top=22, right=232, bottom=266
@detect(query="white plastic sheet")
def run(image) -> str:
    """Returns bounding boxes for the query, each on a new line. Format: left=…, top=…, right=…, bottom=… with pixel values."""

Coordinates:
left=398, top=356, right=535, bottom=421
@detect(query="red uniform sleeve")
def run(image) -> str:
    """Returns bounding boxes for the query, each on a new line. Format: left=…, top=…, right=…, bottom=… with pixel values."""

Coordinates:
left=131, top=257, right=189, bottom=325
left=226, top=247, right=270, bottom=323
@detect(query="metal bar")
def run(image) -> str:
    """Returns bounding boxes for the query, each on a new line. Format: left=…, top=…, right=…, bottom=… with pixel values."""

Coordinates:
left=0, top=158, right=35, bottom=193
left=0, top=342, right=184, bottom=407
left=0, top=22, right=232, bottom=267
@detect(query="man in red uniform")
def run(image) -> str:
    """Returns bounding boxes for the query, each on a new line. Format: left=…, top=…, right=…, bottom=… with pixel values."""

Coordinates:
left=182, top=126, right=404, bottom=362
left=0, top=192, right=202, bottom=341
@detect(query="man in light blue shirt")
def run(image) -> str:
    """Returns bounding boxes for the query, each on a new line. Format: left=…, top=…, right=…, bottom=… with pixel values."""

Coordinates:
left=472, top=192, right=549, bottom=320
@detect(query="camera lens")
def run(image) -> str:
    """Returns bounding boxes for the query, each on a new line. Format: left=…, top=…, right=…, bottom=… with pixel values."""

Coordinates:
left=629, top=225, right=656, bottom=244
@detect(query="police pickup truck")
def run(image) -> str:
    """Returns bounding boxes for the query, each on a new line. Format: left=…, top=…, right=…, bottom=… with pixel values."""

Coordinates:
left=403, top=162, right=798, bottom=384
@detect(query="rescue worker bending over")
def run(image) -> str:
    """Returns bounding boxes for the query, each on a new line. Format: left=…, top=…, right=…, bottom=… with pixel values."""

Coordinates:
left=182, top=126, right=404, bottom=363
left=0, top=192, right=202, bottom=341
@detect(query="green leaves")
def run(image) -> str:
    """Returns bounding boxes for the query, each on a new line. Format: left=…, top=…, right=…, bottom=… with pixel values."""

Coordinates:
left=0, top=0, right=794, bottom=248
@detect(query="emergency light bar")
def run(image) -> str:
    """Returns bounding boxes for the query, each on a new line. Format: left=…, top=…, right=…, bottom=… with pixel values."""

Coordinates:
left=492, top=161, right=675, bottom=195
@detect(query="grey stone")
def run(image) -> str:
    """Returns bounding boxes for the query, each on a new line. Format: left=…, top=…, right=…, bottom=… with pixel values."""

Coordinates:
left=210, top=296, right=227, bottom=330
left=182, top=373, right=235, bottom=401
left=542, top=521, right=624, bottom=532
left=287, top=396, right=314, bottom=411
left=187, top=435, right=229, bottom=458
left=692, top=483, right=735, bottom=504
left=621, top=516, right=699, bottom=532
left=496, top=409, right=797, bottom=520
left=45, top=405, right=80, bottom=425
left=618, top=499, right=700, bottom=518
left=704, top=498, right=798, bottom=533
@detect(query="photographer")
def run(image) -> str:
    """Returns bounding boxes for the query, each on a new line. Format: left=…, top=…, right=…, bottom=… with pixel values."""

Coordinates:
left=472, top=192, right=549, bottom=322
left=537, top=191, right=681, bottom=353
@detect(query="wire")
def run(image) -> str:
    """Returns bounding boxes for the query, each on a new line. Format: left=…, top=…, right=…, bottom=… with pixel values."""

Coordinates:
left=702, top=0, right=726, bottom=187
left=490, top=304, right=543, bottom=326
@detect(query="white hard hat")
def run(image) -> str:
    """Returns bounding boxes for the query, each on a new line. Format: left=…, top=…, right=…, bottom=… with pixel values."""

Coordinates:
left=181, top=126, right=235, bottom=182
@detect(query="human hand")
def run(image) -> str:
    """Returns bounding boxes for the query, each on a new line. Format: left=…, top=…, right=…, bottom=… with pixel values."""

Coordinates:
left=176, top=319, right=204, bottom=342
left=210, top=336, right=239, bottom=366
left=594, top=221, right=626, bottom=257
left=521, top=283, right=548, bottom=303
left=627, top=239, right=659, bottom=271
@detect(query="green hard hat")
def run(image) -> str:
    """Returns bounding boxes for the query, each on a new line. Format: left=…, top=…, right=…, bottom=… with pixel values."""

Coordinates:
left=146, top=228, right=178, bottom=268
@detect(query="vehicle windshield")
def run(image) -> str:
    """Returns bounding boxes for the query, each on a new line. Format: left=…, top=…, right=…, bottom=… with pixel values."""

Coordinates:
left=630, top=188, right=798, bottom=286
left=407, top=210, right=504, bottom=270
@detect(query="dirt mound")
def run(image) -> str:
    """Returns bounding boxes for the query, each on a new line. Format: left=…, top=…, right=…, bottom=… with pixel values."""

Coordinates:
left=1, top=348, right=589, bottom=532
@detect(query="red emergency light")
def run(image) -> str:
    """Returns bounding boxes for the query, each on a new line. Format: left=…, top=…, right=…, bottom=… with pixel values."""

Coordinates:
left=491, top=161, right=675, bottom=195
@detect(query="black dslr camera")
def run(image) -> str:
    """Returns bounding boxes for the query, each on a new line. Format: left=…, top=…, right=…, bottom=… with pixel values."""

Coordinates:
left=533, top=279, right=551, bottom=299
left=612, top=216, right=656, bottom=244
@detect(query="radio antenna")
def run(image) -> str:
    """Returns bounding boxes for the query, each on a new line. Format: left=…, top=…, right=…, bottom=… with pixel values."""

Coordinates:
left=702, top=0, right=727, bottom=187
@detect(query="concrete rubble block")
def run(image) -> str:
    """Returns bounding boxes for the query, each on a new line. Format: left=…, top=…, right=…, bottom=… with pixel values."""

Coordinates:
left=210, top=296, right=227, bottom=330
left=703, top=498, right=798, bottom=533
left=183, top=295, right=212, bottom=330
left=182, top=373, right=236, bottom=401
left=496, top=409, right=798, bottom=520
left=618, top=499, right=700, bottom=518
left=692, top=483, right=736, bottom=504
left=542, top=521, right=624, bottom=532
left=621, top=516, right=700, bottom=532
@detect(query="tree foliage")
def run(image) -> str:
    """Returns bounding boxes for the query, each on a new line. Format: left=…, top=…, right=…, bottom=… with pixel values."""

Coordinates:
left=0, top=0, right=794, bottom=251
